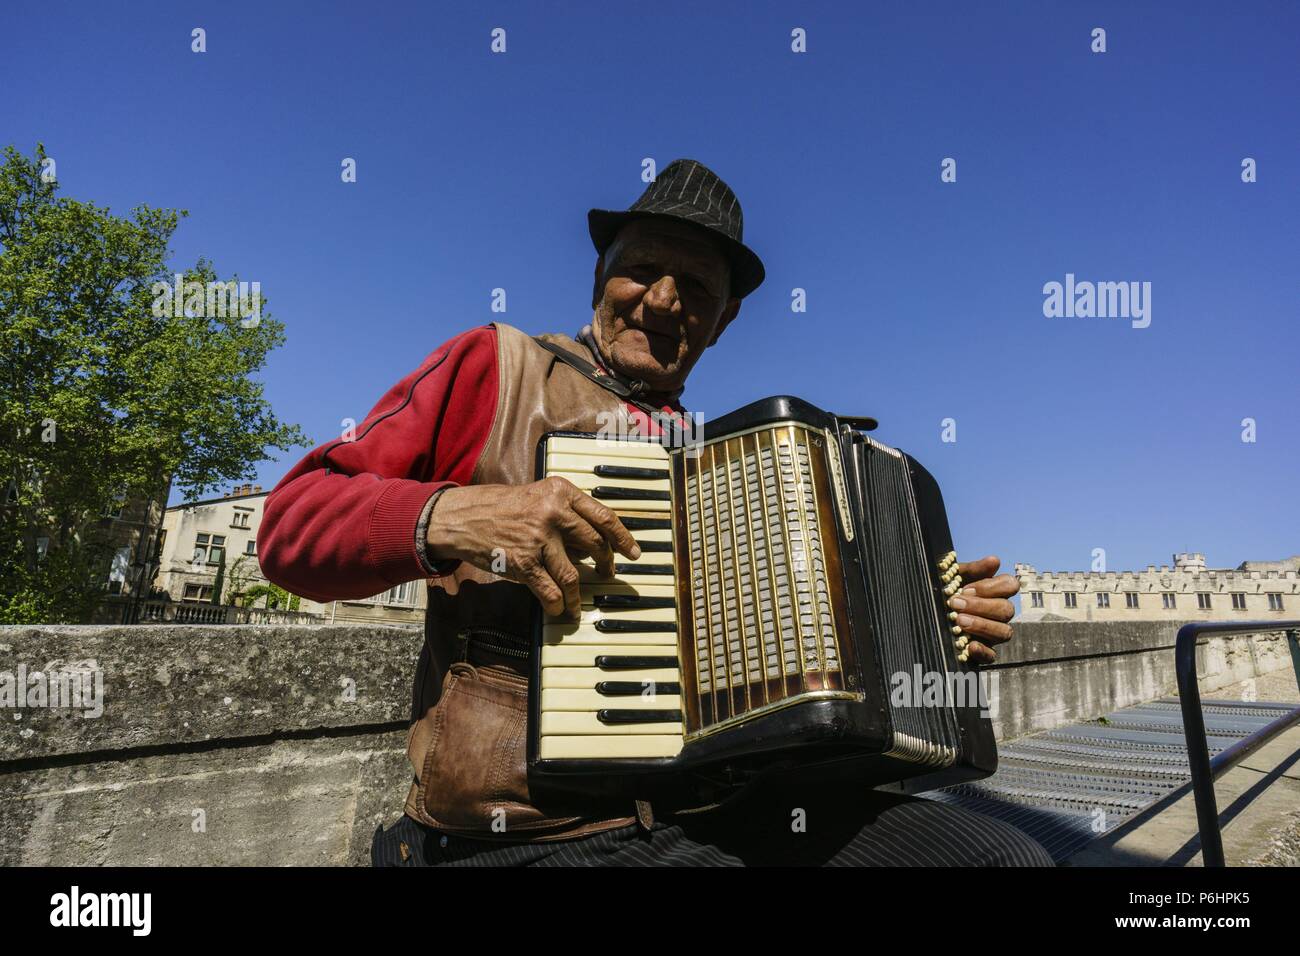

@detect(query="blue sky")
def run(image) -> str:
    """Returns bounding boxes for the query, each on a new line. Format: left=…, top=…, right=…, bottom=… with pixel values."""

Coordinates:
left=4, top=0, right=1297, bottom=575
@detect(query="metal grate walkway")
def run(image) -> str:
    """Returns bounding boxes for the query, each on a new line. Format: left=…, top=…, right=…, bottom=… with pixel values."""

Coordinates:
left=921, top=698, right=1297, bottom=863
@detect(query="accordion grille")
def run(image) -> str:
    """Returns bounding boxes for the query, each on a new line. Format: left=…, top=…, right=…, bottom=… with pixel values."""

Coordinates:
left=679, top=424, right=853, bottom=735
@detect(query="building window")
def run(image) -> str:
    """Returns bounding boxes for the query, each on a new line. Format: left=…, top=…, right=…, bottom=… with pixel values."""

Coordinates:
left=1197, top=592, right=1211, bottom=610
left=183, top=583, right=214, bottom=603
left=1096, top=593, right=1110, bottom=609
left=107, top=546, right=131, bottom=593
left=102, top=490, right=126, bottom=519
left=1162, top=592, right=1176, bottom=609
left=1231, top=592, right=1247, bottom=610
left=245, top=540, right=256, bottom=555
left=373, top=580, right=418, bottom=607
left=193, top=533, right=226, bottom=566
left=1124, top=592, right=1139, bottom=609
left=1064, top=592, right=1077, bottom=608
left=1268, top=593, right=1285, bottom=611
left=1030, top=592, right=1044, bottom=608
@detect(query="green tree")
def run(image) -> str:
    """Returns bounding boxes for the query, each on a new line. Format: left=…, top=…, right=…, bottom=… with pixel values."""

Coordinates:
left=224, top=553, right=253, bottom=606
left=0, top=144, right=307, bottom=623
left=241, top=582, right=298, bottom=611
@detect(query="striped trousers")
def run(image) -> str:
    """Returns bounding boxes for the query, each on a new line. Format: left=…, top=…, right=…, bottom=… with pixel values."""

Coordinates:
left=372, top=786, right=1053, bottom=867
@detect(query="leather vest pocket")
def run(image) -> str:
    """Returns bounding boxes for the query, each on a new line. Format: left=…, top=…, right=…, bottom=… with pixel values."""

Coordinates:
left=412, top=661, right=583, bottom=836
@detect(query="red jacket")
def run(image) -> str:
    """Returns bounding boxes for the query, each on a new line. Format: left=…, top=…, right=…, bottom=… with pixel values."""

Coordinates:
left=258, top=326, right=681, bottom=604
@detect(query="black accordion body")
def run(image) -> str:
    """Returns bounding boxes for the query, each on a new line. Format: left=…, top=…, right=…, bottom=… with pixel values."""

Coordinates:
left=527, top=396, right=996, bottom=805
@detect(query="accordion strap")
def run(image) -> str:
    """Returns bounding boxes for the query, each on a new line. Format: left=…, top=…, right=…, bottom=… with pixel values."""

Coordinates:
left=532, top=336, right=666, bottom=420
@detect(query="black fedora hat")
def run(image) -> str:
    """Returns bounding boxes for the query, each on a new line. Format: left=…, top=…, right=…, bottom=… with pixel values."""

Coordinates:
left=588, top=158, right=766, bottom=299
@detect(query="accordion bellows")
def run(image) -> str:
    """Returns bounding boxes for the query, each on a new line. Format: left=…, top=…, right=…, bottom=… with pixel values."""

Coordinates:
left=528, top=396, right=995, bottom=805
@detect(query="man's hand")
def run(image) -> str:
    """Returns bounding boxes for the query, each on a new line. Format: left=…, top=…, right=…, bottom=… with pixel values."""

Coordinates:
left=949, top=555, right=1018, bottom=664
left=425, top=478, right=641, bottom=619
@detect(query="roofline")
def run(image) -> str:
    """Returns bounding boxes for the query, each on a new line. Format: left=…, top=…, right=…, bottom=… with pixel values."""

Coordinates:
left=166, top=490, right=268, bottom=511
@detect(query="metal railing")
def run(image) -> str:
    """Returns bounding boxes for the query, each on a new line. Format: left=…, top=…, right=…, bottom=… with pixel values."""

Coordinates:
left=1175, top=620, right=1300, bottom=866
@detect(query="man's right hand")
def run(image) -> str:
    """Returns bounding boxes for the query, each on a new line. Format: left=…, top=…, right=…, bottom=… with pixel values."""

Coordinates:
left=424, top=478, right=641, bottom=619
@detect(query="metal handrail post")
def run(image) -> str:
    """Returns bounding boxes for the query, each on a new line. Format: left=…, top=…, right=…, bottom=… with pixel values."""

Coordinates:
left=1176, top=620, right=1300, bottom=867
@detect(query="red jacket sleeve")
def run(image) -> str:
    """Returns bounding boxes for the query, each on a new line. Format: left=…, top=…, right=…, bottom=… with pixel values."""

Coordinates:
left=257, top=326, right=498, bottom=602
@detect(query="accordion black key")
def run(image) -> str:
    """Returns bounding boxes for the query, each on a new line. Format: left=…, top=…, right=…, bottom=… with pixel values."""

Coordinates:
left=528, top=396, right=997, bottom=805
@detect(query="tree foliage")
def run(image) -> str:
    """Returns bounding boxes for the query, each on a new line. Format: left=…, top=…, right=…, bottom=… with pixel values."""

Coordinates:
left=0, top=144, right=307, bottom=622
left=241, top=582, right=300, bottom=612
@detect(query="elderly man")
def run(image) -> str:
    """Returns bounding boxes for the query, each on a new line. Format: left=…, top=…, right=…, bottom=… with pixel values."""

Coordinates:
left=259, top=159, right=1051, bottom=867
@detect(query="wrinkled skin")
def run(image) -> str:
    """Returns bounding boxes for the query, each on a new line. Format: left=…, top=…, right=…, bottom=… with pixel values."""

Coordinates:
left=587, top=217, right=739, bottom=397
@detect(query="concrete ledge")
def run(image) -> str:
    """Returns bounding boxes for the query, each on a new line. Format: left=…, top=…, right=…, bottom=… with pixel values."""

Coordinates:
left=0, top=625, right=423, bottom=760
left=1, top=624, right=423, bottom=867
left=1, top=620, right=1293, bottom=865
left=0, top=731, right=407, bottom=867
left=987, top=621, right=1293, bottom=739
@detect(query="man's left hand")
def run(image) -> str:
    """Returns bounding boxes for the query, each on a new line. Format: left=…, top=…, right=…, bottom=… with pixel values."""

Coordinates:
left=949, top=555, right=1018, bottom=664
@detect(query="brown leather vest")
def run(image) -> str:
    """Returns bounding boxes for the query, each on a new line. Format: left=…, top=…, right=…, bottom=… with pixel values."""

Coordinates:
left=403, top=322, right=642, bottom=839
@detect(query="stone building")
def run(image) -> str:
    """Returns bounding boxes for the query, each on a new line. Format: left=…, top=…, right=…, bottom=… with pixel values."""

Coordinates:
left=155, top=485, right=426, bottom=627
left=1015, top=553, right=1299, bottom=623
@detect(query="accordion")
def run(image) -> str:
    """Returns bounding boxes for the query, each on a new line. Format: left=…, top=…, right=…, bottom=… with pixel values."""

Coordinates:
left=527, top=396, right=996, bottom=806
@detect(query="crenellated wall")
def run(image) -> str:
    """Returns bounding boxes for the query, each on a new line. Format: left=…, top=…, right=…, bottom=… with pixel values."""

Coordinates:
left=1016, top=554, right=1300, bottom=622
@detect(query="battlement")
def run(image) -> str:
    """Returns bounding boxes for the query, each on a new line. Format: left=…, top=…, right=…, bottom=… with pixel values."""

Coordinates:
left=1018, top=568, right=1299, bottom=585
left=1014, top=554, right=1299, bottom=621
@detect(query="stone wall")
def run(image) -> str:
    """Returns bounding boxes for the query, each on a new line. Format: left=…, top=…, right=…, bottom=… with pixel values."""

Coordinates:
left=1, top=621, right=1294, bottom=865
left=986, top=620, right=1295, bottom=740
left=0, top=625, right=422, bottom=866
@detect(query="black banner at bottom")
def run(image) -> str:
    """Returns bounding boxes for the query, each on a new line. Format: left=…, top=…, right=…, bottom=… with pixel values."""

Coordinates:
left=0, top=864, right=1282, bottom=940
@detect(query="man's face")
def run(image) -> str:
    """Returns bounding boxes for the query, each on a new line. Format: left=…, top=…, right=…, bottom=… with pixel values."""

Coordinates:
left=591, top=218, right=741, bottom=394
